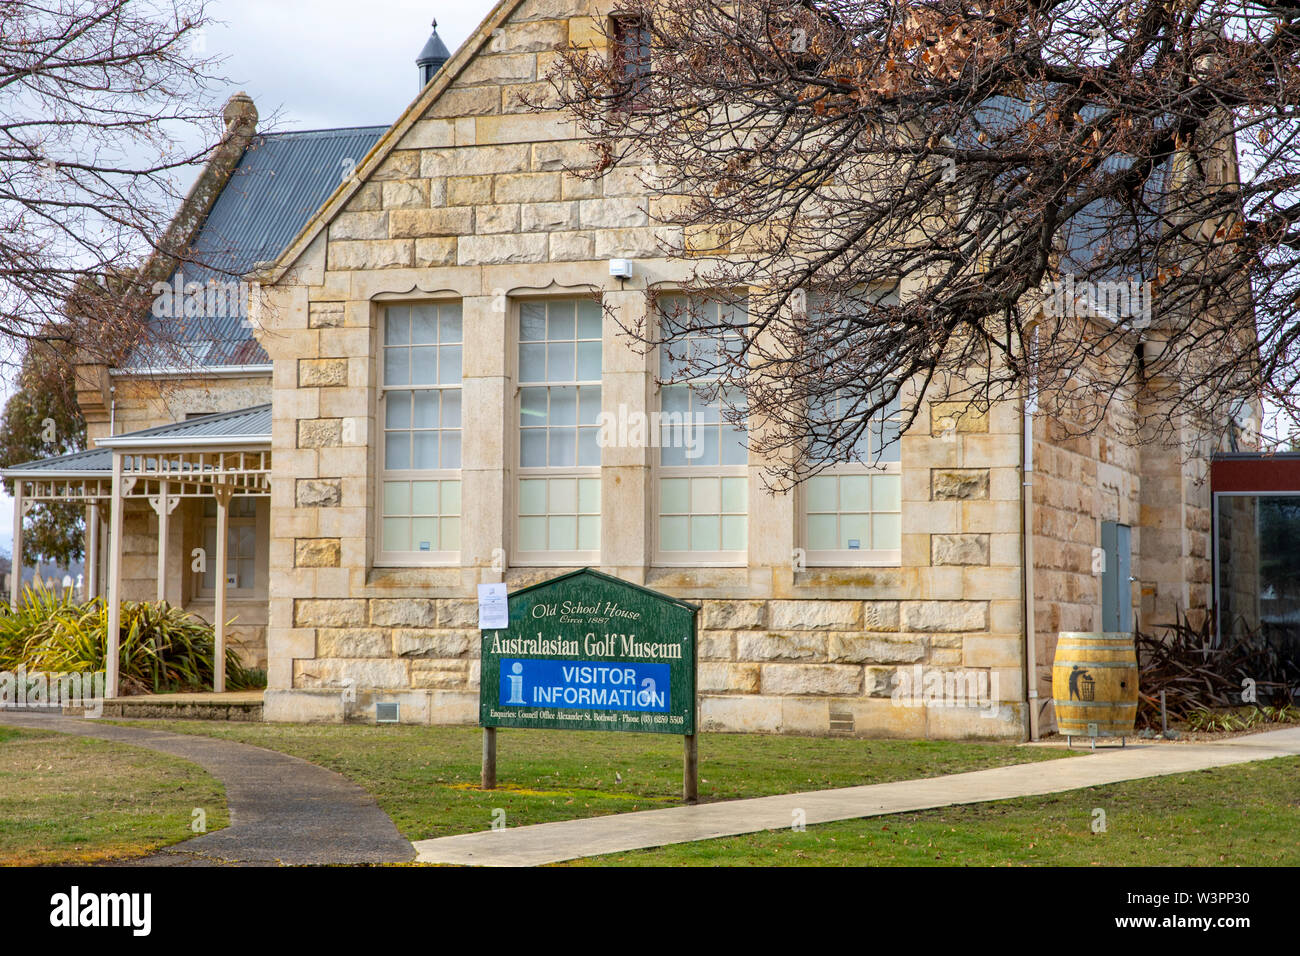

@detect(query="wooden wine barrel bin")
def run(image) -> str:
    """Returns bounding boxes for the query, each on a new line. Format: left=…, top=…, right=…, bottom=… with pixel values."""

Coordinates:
left=1051, top=632, right=1138, bottom=740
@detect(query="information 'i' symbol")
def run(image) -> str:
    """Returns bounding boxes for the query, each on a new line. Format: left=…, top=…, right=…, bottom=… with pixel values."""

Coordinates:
left=506, top=662, right=525, bottom=705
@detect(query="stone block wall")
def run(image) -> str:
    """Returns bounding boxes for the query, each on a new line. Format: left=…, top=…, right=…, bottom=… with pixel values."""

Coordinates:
left=1139, top=425, right=1213, bottom=627
left=256, top=0, right=1030, bottom=738
left=262, top=292, right=1029, bottom=737
left=1032, top=393, right=1141, bottom=717
left=267, top=588, right=1023, bottom=738
left=1030, top=351, right=1213, bottom=732
left=119, top=500, right=160, bottom=603
left=86, top=375, right=270, bottom=446
left=261, top=266, right=1030, bottom=738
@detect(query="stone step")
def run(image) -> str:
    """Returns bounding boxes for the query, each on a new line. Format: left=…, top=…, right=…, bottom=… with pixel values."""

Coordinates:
left=65, top=692, right=264, bottom=721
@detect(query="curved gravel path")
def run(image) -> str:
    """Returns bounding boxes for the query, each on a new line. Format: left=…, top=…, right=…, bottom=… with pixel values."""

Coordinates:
left=0, top=712, right=414, bottom=866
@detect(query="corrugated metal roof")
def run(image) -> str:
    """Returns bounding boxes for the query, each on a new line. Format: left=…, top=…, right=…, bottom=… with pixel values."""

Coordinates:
left=3, top=405, right=273, bottom=474
left=102, top=404, right=272, bottom=443
left=126, top=125, right=387, bottom=369
left=3, top=447, right=112, bottom=476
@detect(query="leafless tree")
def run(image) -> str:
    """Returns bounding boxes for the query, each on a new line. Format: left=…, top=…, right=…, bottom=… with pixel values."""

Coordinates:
left=0, top=0, right=230, bottom=367
left=541, top=0, right=1300, bottom=484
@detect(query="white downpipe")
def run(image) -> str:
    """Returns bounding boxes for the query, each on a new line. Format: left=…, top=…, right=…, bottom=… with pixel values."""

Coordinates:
left=106, top=452, right=124, bottom=699
left=1022, top=325, right=1040, bottom=741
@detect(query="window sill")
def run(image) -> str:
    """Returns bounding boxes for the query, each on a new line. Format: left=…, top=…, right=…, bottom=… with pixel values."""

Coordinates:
left=645, top=566, right=749, bottom=591
left=804, top=551, right=902, bottom=568
left=511, top=552, right=601, bottom=568
left=374, top=555, right=461, bottom=567
left=366, top=566, right=466, bottom=590
left=792, top=566, right=906, bottom=591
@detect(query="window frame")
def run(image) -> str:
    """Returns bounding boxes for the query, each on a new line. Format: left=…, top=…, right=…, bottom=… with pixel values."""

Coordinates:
left=797, top=289, right=904, bottom=567
left=799, top=458, right=902, bottom=567
left=375, top=300, right=464, bottom=568
left=195, top=496, right=267, bottom=598
left=609, top=13, right=652, bottom=112
left=510, top=296, right=604, bottom=568
left=652, top=294, right=750, bottom=568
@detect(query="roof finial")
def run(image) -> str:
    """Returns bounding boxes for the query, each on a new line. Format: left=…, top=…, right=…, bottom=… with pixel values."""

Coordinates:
left=416, top=17, right=451, bottom=90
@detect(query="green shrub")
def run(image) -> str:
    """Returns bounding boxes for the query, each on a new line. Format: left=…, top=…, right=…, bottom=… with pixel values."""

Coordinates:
left=0, top=585, right=262, bottom=695
left=1185, top=705, right=1300, bottom=733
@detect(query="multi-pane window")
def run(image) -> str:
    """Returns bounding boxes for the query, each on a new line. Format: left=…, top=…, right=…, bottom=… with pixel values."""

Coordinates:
left=201, top=497, right=259, bottom=593
left=801, top=290, right=902, bottom=565
left=656, top=296, right=749, bottom=564
left=610, top=15, right=651, bottom=109
left=804, top=392, right=902, bottom=563
left=516, top=299, right=602, bottom=561
left=379, top=303, right=462, bottom=563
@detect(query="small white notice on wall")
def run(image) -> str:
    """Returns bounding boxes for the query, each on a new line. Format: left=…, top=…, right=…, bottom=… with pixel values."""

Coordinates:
left=477, top=583, right=509, bottom=630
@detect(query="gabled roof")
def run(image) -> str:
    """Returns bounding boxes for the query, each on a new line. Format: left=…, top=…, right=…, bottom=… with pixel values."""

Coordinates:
left=260, top=0, right=525, bottom=285
left=126, top=126, right=387, bottom=370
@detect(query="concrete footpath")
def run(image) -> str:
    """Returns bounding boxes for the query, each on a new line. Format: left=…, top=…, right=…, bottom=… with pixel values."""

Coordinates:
left=413, top=727, right=1300, bottom=866
left=0, top=712, right=414, bottom=865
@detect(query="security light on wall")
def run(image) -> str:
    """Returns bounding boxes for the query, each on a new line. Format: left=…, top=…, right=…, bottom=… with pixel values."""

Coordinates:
left=609, top=258, right=634, bottom=279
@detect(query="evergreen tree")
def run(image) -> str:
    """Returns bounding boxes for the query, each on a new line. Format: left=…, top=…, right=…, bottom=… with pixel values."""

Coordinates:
left=0, top=337, right=87, bottom=567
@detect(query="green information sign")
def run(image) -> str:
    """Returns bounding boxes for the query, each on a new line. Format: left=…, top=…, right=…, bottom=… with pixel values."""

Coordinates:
left=479, top=568, right=698, bottom=735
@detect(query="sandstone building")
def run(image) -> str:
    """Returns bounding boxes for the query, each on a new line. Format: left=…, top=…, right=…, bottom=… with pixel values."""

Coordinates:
left=5, top=5, right=1245, bottom=739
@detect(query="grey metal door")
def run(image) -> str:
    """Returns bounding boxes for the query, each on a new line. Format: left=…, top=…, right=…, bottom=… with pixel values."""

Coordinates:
left=1101, top=521, right=1133, bottom=632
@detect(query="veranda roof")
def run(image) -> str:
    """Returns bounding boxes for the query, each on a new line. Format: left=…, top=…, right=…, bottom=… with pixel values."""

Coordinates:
left=97, top=404, right=271, bottom=449
left=1, top=404, right=272, bottom=478
left=1, top=446, right=113, bottom=478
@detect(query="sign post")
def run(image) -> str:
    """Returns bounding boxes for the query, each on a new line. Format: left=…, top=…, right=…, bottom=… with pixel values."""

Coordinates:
left=481, top=726, right=496, bottom=790
left=684, top=731, right=698, bottom=804
left=479, top=568, right=699, bottom=802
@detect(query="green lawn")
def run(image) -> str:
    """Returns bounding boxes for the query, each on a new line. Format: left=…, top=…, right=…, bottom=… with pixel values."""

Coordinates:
left=114, top=721, right=1072, bottom=841
left=572, top=756, right=1300, bottom=866
left=0, top=726, right=228, bottom=865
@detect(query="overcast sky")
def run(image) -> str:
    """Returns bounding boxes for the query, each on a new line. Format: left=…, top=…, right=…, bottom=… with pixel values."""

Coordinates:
left=1, top=0, right=499, bottom=560
left=203, top=0, right=496, bottom=132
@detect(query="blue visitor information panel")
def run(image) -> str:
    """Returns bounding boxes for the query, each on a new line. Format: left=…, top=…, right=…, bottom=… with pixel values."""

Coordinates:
left=499, top=658, right=670, bottom=713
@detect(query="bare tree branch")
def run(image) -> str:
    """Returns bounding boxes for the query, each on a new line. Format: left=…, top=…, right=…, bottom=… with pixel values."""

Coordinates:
left=539, top=0, right=1300, bottom=484
left=0, top=0, right=232, bottom=369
